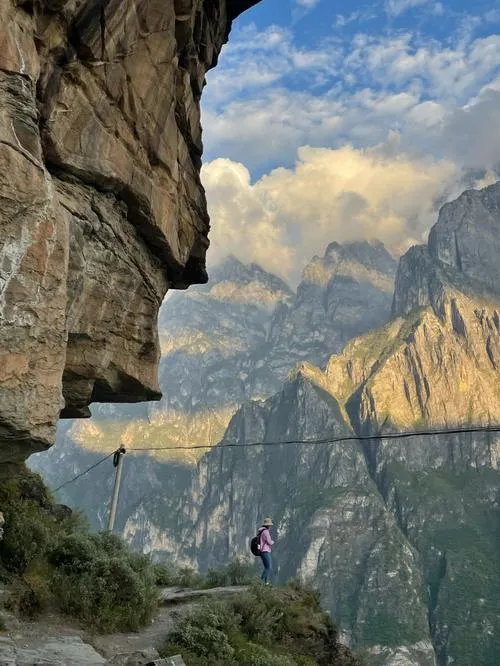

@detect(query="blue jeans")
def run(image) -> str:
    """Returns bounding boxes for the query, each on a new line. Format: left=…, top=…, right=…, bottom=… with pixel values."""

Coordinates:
left=260, top=552, right=272, bottom=584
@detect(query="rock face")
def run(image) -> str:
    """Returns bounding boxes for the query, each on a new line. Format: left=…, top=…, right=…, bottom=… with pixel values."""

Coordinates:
left=428, top=182, right=500, bottom=295
left=0, top=0, right=258, bottom=472
left=268, top=240, right=397, bottom=376
left=393, top=182, right=500, bottom=318
left=118, top=184, right=500, bottom=665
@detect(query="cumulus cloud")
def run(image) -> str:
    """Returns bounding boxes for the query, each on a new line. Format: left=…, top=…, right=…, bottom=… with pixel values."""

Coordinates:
left=203, top=26, right=500, bottom=175
left=199, top=9, right=500, bottom=281
left=203, top=144, right=459, bottom=284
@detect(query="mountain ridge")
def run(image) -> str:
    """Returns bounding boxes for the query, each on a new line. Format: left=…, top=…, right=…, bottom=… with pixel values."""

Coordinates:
left=117, top=182, right=500, bottom=666
left=30, top=185, right=500, bottom=664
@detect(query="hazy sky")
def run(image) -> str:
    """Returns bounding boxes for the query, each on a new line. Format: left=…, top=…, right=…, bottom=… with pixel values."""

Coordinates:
left=200, top=0, right=500, bottom=283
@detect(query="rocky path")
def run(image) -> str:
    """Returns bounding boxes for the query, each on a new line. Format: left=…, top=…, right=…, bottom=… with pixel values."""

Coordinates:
left=0, top=586, right=246, bottom=665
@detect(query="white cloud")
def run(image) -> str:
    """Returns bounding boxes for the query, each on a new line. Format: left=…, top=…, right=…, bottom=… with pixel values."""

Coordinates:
left=204, top=24, right=341, bottom=107
left=335, top=11, right=375, bottom=29
left=384, top=0, right=431, bottom=17
left=437, top=89, right=500, bottom=170
left=203, top=25, right=500, bottom=175
left=203, top=144, right=459, bottom=284
left=296, top=0, right=320, bottom=8
left=199, top=10, right=500, bottom=281
left=344, top=33, right=500, bottom=104
left=292, top=0, right=321, bottom=19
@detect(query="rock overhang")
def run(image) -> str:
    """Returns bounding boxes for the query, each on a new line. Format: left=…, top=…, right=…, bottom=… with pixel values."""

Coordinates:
left=0, top=0, right=263, bottom=470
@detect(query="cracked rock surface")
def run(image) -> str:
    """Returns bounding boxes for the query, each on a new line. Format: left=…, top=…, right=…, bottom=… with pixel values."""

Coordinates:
left=0, top=0, right=258, bottom=472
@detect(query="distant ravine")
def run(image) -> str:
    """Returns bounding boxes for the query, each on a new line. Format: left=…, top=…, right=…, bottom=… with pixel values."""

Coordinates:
left=31, top=183, right=500, bottom=666
left=31, top=238, right=398, bottom=528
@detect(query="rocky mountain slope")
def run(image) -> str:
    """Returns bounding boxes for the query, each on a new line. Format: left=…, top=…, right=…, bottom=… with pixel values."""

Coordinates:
left=30, top=183, right=500, bottom=664
left=30, top=241, right=396, bottom=531
left=122, top=183, right=500, bottom=665
left=0, top=0, right=259, bottom=474
left=268, top=240, right=396, bottom=375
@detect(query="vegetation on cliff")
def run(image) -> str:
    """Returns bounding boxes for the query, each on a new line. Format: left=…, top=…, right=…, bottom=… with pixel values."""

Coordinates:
left=0, top=470, right=360, bottom=666
left=0, top=468, right=159, bottom=632
left=161, top=582, right=360, bottom=666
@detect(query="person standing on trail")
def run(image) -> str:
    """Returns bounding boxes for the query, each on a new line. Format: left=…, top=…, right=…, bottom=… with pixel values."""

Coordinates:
left=258, top=518, right=274, bottom=584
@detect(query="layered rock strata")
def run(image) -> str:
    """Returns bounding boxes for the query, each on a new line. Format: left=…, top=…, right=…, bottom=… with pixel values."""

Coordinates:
left=0, top=0, right=258, bottom=471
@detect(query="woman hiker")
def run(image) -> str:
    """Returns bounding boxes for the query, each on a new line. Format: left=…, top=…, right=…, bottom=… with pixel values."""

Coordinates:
left=258, top=517, right=274, bottom=584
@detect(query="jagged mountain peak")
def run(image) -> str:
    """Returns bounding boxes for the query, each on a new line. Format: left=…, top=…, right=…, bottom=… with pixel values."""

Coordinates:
left=297, top=240, right=397, bottom=295
left=324, top=238, right=394, bottom=267
left=394, top=181, right=500, bottom=316
left=158, top=256, right=292, bottom=331
left=303, top=239, right=396, bottom=289
left=428, top=180, right=500, bottom=296
left=208, top=255, right=293, bottom=295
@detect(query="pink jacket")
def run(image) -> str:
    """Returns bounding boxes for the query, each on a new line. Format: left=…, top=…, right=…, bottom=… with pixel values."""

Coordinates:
left=258, top=526, right=274, bottom=553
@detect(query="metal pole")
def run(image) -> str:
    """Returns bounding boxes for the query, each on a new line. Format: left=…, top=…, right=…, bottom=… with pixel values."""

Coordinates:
left=107, top=447, right=126, bottom=532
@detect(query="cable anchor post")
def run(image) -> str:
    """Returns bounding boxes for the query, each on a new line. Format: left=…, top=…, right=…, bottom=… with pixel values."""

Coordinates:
left=107, top=446, right=126, bottom=533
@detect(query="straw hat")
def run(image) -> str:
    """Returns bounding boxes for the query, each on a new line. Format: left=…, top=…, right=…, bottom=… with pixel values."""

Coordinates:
left=263, top=518, right=273, bottom=526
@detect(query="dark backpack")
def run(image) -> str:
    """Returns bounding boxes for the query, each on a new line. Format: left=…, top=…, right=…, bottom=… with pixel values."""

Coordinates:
left=250, top=532, right=261, bottom=556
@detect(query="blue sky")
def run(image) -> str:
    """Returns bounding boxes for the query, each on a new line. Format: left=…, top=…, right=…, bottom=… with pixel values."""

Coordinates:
left=199, top=0, right=500, bottom=282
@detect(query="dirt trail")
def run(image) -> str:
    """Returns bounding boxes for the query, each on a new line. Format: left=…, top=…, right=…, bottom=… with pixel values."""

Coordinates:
left=0, top=586, right=247, bottom=664
left=91, top=586, right=247, bottom=658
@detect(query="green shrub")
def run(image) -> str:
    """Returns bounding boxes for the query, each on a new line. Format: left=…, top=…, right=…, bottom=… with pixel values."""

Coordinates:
left=205, top=558, right=257, bottom=588
left=161, top=582, right=359, bottom=666
left=7, top=580, right=43, bottom=619
left=164, top=599, right=238, bottom=660
left=161, top=642, right=226, bottom=666
left=151, top=561, right=204, bottom=589
left=53, top=554, right=158, bottom=632
left=171, top=621, right=234, bottom=659
left=0, top=479, right=56, bottom=574
left=231, top=587, right=284, bottom=644
left=48, top=532, right=96, bottom=573
left=177, top=566, right=204, bottom=589
left=235, top=642, right=296, bottom=665
left=154, top=557, right=255, bottom=591
left=0, top=469, right=159, bottom=632
left=47, top=532, right=159, bottom=631
left=153, top=562, right=179, bottom=587
left=91, top=531, right=126, bottom=558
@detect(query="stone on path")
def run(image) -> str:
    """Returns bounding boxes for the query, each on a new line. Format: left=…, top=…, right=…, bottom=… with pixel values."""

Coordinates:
left=103, top=648, right=185, bottom=666
left=0, top=635, right=105, bottom=665
left=160, top=585, right=248, bottom=605
left=164, top=657, right=186, bottom=666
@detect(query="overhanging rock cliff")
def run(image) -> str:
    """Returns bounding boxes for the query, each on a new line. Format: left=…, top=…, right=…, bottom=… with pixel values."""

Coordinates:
left=0, top=0, right=260, bottom=472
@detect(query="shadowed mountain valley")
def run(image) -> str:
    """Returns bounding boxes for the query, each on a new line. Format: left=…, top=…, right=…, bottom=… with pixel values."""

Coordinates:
left=30, top=183, right=500, bottom=666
